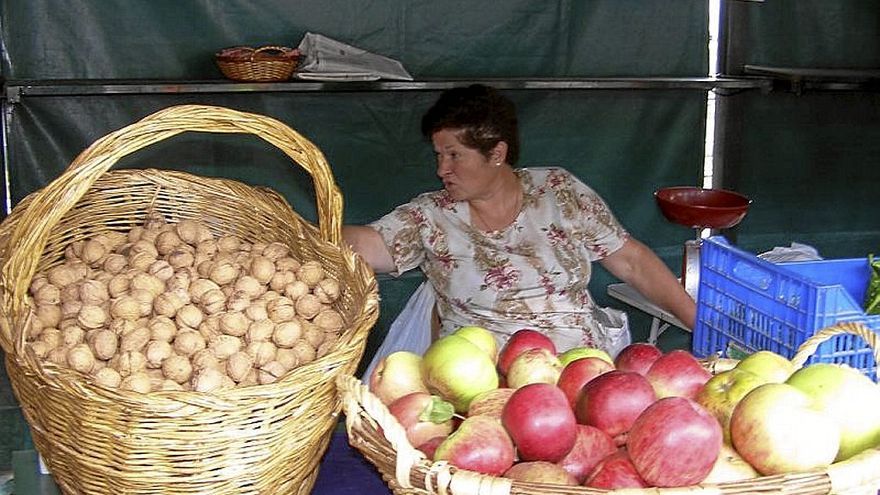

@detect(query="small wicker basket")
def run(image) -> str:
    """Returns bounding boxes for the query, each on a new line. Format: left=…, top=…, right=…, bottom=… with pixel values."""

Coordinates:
left=339, top=322, right=880, bottom=495
left=0, top=104, right=379, bottom=494
left=216, top=45, right=300, bottom=82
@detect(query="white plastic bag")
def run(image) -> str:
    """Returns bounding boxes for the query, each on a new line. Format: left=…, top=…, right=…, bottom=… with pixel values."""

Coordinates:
left=295, top=32, right=413, bottom=81
left=594, top=306, right=631, bottom=359
left=361, top=281, right=435, bottom=382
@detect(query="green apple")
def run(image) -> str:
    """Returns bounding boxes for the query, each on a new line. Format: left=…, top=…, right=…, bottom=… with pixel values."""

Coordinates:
left=368, top=350, right=429, bottom=405
left=734, top=350, right=796, bottom=383
left=454, top=325, right=499, bottom=363
left=786, top=363, right=880, bottom=461
left=558, top=347, right=613, bottom=367
left=729, top=382, right=840, bottom=475
left=422, top=334, right=500, bottom=413
left=695, top=368, right=769, bottom=444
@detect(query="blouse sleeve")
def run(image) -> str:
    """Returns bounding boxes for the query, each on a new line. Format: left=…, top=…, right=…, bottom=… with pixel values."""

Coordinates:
left=367, top=201, right=429, bottom=277
left=558, top=169, right=630, bottom=261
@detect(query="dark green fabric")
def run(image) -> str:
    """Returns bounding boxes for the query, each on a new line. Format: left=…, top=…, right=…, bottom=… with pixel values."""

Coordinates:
left=0, top=0, right=707, bottom=80
left=718, top=0, right=880, bottom=259
left=725, top=0, right=880, bottom=72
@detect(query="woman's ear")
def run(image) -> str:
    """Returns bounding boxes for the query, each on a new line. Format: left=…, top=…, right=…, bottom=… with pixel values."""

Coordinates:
left=492, top=141, right=509, bottom=164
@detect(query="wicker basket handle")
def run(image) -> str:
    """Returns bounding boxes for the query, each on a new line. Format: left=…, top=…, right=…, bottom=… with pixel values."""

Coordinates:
left=0, top=104, right=344, bottom=320
left=790, top=322, right=880, bottom=370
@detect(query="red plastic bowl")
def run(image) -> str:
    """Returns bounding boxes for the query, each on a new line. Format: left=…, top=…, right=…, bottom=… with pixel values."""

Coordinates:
left=654, top=187, right=751, bottom=229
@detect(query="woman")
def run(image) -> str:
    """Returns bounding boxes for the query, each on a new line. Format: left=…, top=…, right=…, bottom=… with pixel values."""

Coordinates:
left=343, top=84, right=695, bottom=353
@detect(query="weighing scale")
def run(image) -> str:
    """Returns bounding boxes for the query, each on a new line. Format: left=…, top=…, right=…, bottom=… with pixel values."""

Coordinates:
left=654, top=186, right=752, bottom=298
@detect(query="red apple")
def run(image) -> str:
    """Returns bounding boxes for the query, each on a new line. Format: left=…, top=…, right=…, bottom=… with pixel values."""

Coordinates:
left=388, top=392, right=455, bottom=448
left=417, top=436, right=447, bottom=460
left=501, top=383, right=577, bottom=462
left=369, top=350, right=428, bottom=405
left=645, top=349, right=712, bottom=400
left=584, top=450, right=648, bottom=489
left=434, top=415, right=516, bottom=476
left=497, top=329, right=556, bottom=376
left=557, top=357, right=615, bottom=408
left=506, top=348, right=563, bottom=388
left=467, top=387, right=515, bottom=418
left=614, top=342, right=663, bottom=376
left=557, top=424, right=617, bottom=484
left=575, top=370, right=656, bottom=443
left=503, top=461, right=578, bottom=485
left=627, top=396, right=722, bottom=487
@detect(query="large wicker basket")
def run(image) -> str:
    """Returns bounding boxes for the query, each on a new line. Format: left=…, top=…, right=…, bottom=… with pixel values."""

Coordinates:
left=0, top=104, right=379, bottom=494
left=339, top=322, right=880, bottom=495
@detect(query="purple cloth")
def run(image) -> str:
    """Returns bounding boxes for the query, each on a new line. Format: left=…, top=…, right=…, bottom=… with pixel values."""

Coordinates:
left=312, top=427, right=392, bottom=494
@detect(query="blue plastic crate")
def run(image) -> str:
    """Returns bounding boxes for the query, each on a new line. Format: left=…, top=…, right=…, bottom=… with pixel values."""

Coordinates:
left=693, top=236, right=880, bottom=380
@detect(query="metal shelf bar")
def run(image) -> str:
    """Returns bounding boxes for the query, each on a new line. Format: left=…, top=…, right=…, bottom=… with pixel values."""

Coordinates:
left=3, top=77, right=772, bottom=102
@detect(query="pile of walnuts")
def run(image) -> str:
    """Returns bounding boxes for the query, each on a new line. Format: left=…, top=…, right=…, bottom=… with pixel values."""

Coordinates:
left=25, top=213, right=346, bottom=394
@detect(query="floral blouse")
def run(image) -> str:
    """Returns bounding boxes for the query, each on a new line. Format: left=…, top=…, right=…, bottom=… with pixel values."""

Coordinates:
left=369, top=167, right=629, bottom=352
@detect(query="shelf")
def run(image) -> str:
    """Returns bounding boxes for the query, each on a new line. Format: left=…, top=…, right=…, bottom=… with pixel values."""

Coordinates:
left=744, top=65, right=880, bottom=92
left=2, top=77, right=772, bottom=103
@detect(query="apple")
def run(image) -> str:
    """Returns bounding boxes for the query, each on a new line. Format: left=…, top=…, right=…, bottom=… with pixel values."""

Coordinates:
left=497, top=329, right=556, bottom=376
left=614, top=342, right=663, bottom=376
left=695, top=368, right=769, bottom=444
left=557, top=424, right=617, bottom=484
left=574, top=370, right=656, bottom=443
left=729, top=382, right=840, bottom=475
left=388, top=392, right=455, bottom=448
left=645, top=349, right=712, bottom=400
left=558, top=346, right=613, bottom=367
left=467, top=387, right=515, bottom=418
left=557, top=357, right=614, bottom=408
left=422, top=334, right=499, bottom=412
left=505, top=348, right=563, bottom=388
left=501, top=383, right=577, bottom=462
left=584, top=450, right=648, bottom=489
left=786, top=363, right=880, bottom=461
left=434, top=415, right=516, bottom=476
left=503, top=461, right=578, bottom=485
left=369, top=350, right=429, bottom=405
left=627, top=396, right=722, bottom=487
left=735, top=350, right=796, bottom=383
left=454, top=325, right=499, bottom=363
left=417, top=436, right=446, bottom=460
left=702, top=443, right=760, bottom=483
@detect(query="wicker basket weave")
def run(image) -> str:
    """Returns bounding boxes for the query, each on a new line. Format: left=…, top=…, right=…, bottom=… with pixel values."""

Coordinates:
left=216, top=45, right=300, bottom=82
left=0, top=104, right=379, bottom=494
left=339, top=322, right=880, bottom=495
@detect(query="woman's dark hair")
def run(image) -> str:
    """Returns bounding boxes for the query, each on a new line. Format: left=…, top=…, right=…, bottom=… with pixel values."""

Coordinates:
left=421, top=84, right=520, bottom=165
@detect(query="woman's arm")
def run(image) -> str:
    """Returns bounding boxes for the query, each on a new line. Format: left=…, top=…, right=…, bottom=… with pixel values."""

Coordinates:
left=599, top=237, right=697, bottom=329
left=342, top=225, right=398, bottom=274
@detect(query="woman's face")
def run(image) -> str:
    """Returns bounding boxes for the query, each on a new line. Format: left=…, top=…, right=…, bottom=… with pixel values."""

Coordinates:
left=432, top=129, right=498, bottom=201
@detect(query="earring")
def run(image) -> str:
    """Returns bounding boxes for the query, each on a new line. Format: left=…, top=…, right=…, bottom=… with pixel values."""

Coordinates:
left=495, top=162, right=501, bottom=167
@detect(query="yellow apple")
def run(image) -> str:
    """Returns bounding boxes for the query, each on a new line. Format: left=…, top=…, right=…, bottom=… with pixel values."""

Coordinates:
left=734, top=350, right=796, bottom=383
left=558, top=346, right=613, bottom=367
left=702, top=444, right=760, bottom=483
left=695, top=368, right=769, bottom=444
left=454, top=325, right=499, bottom=363
left=786, top=363, right=880, bottom=461
left=368, top=350, right=428, bottom=405
left=422, top=334, right=499, bottom=412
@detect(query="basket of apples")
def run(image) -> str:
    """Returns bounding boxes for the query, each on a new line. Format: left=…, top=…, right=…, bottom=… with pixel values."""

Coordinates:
left=338, top=322, right=880, bottom=494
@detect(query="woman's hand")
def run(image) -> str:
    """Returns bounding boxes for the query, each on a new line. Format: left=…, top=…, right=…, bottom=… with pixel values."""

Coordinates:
left=599, top=237, right=697, bottom=329
left=342, top=225, right=397, bottom=274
